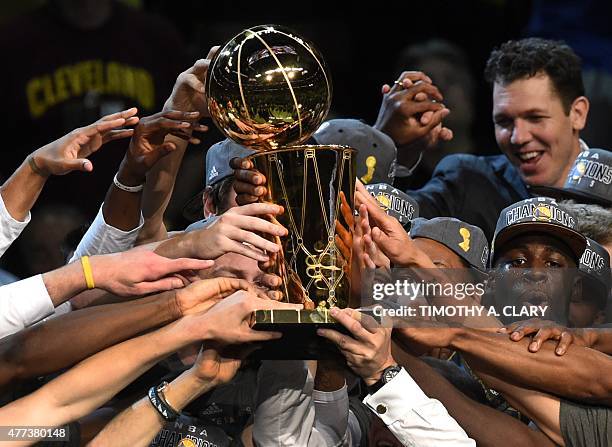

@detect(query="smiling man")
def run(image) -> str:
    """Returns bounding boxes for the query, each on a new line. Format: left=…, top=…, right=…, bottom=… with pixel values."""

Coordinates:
left=232, top=38, right=594, bottom=242
left=488, top=40, right=589, bottom=187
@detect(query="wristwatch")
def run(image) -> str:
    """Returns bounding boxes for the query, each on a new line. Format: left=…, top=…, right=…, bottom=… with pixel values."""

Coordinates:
left=368, top=364, right=402, bottom=394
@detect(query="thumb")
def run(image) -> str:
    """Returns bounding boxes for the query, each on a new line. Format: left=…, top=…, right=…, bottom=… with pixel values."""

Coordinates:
left=371, top=227, right=392, bottom=252
left=160, top=141, right=177, bottom=154
left=64, top=158, right=93, bottom=173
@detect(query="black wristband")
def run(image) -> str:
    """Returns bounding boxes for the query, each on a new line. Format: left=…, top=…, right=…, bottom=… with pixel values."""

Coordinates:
left=148, top=382, right=179, bottom=421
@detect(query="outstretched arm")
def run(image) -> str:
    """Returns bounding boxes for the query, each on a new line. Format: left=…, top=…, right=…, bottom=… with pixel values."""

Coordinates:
left=0, top=292, right=299, bottom=445
left=391, top=343, right=557, bottom=447
left=0, top=277, right=254, bottom=390
left=89, top=346, right=243, bottom=447
left=0, top=109, right=137, bottom=257
left=395, top=326, right=612, bottom=405
left=137, top=48, right=219, bottom=245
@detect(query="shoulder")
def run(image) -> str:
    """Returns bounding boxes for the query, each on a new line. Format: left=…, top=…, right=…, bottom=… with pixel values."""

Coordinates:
left=433, top=154, right=508, bottom=176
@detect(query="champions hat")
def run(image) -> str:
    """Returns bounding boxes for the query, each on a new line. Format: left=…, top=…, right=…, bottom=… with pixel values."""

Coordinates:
left=530, top=148, right=612, bottom=207
left=580, top=238, right=611, bottom=304
left=491, top=197, right=587, bottom=265
left=365, top=183, right=419, bottom=225
left=410, top=217, right=489, bottom=272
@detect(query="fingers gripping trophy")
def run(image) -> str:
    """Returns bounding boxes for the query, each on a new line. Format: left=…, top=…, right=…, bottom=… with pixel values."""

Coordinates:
left=206, top=25, right=356, bottom=357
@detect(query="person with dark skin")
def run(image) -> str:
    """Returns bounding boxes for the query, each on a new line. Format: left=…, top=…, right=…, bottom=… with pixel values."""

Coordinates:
left=486, top=232, right=581, bottom=325
left=0, top=277, right=265, bottom=392
left=501, top=318, right=612, bottom=355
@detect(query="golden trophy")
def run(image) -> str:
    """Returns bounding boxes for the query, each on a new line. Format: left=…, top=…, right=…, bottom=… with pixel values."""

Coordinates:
left=206, top=25, right=356, bottom=357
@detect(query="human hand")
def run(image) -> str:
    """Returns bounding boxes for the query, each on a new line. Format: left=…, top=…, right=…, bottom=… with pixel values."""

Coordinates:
left=121, top=110, right=208, bottom=182
left=375, top=71, right=452, bottom=149
left=185, top=203, right=288, bottom=262
left=317, top=308, right=396, bottom=386
left=229, top=156, right=268, bottom=205
left=354, top=180, right=432, bottom=268
left=499, top=319, right=591, bottom=355
left=31, top=108, right=139, bottom=176
left=190, top=343, right=255, bottom=387
left=164, top=47, right=220, bottom=115
left=358, top=204, right=391, bottom=270
left=203, top=290, right=303, bottom=345
left=174, top=277, right=268, bottom=317
left=91, top=249, right=214, bottom=296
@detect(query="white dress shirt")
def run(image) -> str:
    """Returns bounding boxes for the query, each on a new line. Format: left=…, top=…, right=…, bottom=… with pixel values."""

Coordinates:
left=0, top=275, right=53, bottom=338
left=0, top=193, right=30, bottom=258
left=68, top=204, right=144, bottom=262
left=363, top=368, right=476, bottom=447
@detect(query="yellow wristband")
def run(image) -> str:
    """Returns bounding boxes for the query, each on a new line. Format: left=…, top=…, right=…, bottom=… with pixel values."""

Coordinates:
left=81, top=256, right=95, bottom=289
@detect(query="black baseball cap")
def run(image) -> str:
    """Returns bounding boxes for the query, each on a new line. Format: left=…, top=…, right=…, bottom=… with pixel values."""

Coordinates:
left=410, top=217, right=489, bottom=272
left=365, top=183, right=419, bottom=225
left=580, top=238, right=611, bottom=304
left=530, top=148, right=612, bottom=207
left=491, top=197, right=587, bottom=265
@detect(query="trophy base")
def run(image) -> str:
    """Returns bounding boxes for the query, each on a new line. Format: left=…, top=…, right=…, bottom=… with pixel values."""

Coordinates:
left=250, top=309, right=378, bottom=359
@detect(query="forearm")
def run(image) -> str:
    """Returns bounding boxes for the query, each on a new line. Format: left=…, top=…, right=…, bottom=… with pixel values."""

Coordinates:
left=474, top=370, right=563, bottom=446
left=452, top=328, right=612, bottom=405
left=0, top=291, right=178, bottom=389
left=154, top=231, right=193, bottom=259
left=0, top=319, right=194, bottom=431
left=42, top=261, right=87, bottom=307
left=391, top=343, right=556, bottom=447
left=90, top=368, right=214, bottom=447
left=586, top=328, right=612, bottom=354
left=0, top=156, right=47, bottom=222
left=101, top=158, right=145, bottom=232
left=136, top=135, right=187, bottom=245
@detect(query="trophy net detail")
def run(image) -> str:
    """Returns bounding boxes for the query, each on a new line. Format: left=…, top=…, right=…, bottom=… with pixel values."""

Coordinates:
left=250, top=145, right=355, bottom=310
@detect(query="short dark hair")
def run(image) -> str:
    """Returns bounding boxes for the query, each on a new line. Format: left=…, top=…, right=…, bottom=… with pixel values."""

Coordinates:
left=206, top=176, right=235, bottom=215
left=484, top=38, right=584, bottom=114
left=560, top=201, right=612, bottom=246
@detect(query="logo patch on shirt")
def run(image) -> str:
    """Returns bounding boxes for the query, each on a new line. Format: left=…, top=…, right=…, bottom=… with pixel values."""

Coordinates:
left=208, top=166, right=219, bottom=181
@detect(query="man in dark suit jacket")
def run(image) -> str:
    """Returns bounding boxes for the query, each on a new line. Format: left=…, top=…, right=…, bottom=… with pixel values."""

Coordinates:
left=398, top=38, right=591, bottom=240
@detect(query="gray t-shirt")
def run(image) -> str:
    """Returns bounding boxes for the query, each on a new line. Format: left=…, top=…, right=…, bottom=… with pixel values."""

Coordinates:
left=560, top=399, right=611, bottom=447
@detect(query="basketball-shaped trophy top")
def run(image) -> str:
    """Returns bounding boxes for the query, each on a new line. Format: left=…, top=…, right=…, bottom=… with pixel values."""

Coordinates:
left=206, top=25, right=332, bottom=151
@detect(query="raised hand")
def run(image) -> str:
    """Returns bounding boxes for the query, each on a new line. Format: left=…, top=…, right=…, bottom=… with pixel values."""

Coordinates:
left=229, top=156, right=268, bottom=205
left=174, top=277, right=268, bottom=316
left=164, top=46, right=220, bottom=115
left=122, top=110, right=208, bottom=181
left=202, top=290, right=303, bottom=345
left=354, top=180, right=432, bottom=268
left=375, top=71, right=453, bottom=152
left=31, top=108, right=139, bottom=176
left=189, top=344, right=250, bottom=387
